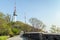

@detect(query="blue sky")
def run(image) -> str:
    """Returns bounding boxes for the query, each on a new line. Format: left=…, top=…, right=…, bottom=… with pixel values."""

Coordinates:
left=0, top=0, right=60, bottom=27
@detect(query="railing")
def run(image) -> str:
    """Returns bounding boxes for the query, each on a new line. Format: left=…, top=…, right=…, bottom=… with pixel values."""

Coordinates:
left=20, top=32, right=60, bottom=40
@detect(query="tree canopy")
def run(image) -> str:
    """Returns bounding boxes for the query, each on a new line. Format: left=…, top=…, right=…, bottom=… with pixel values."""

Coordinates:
left=29, top=18, right=46, bottom=32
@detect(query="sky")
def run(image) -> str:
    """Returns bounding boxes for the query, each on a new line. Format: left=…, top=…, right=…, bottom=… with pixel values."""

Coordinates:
left=0, top=0, right=60, bottom=28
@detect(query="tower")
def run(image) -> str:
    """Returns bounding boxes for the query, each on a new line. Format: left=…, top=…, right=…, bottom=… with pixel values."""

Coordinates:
left=13, top=1, right=17, bottom=22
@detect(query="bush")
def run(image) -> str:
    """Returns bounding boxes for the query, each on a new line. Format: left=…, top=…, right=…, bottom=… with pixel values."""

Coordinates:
left=0, top=29, right=8, bottom=35
left=12, top=28, right=20, bottom=35
left=0, top=36, right=8, bottom=40
left=8, top=28, right=14, bottom=37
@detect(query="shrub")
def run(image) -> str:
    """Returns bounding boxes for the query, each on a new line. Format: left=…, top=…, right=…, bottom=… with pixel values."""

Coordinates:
left=0, top=36, right=8, bottom=40
left=12, top=28, right=20, bottom=35
left=8, top=28, right=14, bottom=37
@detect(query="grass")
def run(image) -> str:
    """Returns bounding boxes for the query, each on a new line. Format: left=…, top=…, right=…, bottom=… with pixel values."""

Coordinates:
left=0, top=36, right=9, bottom=40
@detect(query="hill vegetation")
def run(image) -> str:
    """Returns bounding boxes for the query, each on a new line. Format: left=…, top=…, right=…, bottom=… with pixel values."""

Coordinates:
left=0, top=12, right=46, bottom=37
left=0, top=12, right=60, bottom=38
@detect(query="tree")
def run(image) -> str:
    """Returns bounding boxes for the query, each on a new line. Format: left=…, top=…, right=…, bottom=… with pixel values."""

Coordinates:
left=0, top=12, right=12, bottom=35
left=0, top=18, right=9, bottom=35
left=50, top=25, right=57, bottom=33
left=0, top=12, right=5, bottom=19
left=29, top=18, right=46, bottom=32
left=50, top=25, right=60, bottom=33
left=4, top=14, right=11, bottom=22
left=0, top=12, right=11, bottom=23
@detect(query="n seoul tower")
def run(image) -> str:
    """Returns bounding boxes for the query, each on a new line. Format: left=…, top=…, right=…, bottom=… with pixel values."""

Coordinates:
left=13, top=1, right=17, bottom=22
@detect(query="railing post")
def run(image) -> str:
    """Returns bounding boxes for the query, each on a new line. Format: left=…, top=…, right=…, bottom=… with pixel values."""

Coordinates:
left=39, top=33, right=43, bottom=40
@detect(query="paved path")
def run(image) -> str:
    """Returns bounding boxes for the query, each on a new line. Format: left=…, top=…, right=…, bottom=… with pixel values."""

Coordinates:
left=7, top=35, right=23, bottom=40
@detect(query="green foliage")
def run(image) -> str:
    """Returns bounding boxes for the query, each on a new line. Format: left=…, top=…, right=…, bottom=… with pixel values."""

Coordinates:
left=8, top=28, right=14, bottom=37
left=0, top=12, right=12, bottom=36
left=4, top=14, right=11, bottom=22
left=0, top=36, right=9, bottom=40
left=12, top=28, right=20, bottom=35
left=14, top=21, right=32, bottom=32
left=0, top=12, right=5, bottom=19
left=0, top=19, right=8, bottom=35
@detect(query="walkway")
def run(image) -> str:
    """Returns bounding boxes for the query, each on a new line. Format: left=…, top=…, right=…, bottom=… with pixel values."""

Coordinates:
left=7, top=35, right=23, bottom=40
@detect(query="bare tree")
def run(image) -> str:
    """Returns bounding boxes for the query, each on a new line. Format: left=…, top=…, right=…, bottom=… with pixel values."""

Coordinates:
left=50, top=25, right=60, bottom=33
left=29, top=18, right=46, bottom=31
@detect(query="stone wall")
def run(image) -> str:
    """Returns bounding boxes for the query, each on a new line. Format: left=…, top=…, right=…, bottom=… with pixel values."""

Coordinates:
left=22, top=33, right=60, bottom=40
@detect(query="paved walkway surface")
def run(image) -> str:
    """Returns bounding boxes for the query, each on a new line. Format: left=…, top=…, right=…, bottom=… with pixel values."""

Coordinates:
left=7, top=35, right=23, bottom=40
